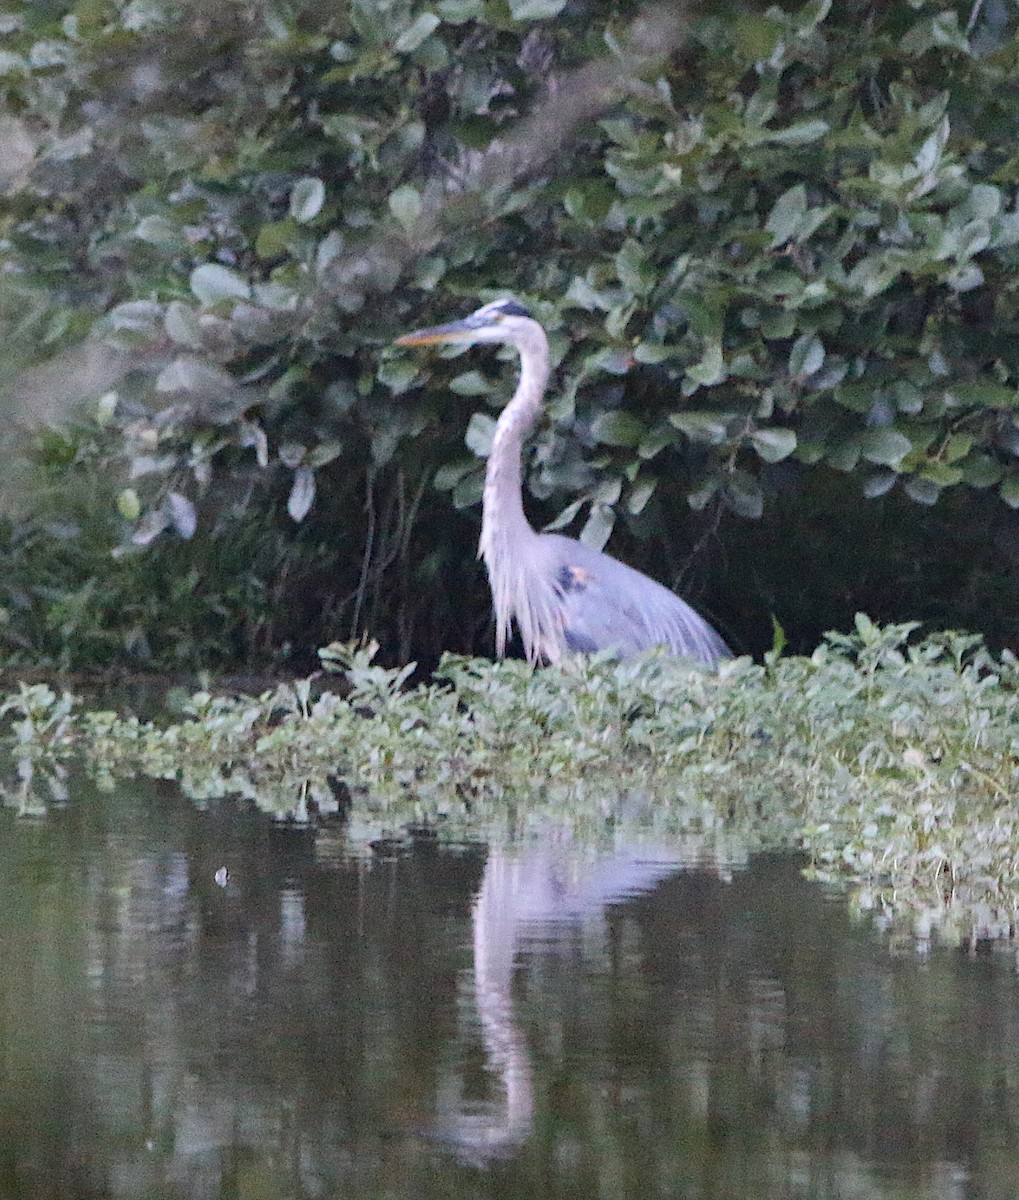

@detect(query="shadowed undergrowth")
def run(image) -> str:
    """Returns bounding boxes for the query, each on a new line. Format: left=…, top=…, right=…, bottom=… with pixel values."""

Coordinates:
left=2, top=616, right=1018, bottom=945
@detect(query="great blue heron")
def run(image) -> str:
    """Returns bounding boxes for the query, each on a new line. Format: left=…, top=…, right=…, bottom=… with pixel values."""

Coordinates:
left=395, top=299, right=730, bottom=666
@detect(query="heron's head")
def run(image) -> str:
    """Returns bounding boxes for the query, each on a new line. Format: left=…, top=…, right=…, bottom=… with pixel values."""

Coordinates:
left=394, top=298, right=538, bottom=349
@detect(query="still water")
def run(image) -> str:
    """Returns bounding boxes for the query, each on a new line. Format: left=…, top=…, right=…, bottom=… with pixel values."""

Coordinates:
left=1, top=774, right=1018, bottom=1199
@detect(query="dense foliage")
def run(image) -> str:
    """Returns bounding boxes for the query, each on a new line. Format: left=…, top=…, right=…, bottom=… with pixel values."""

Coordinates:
left=4, top=0, right=1019, bottom=665
left=4, top=621, right=1019, bottom=942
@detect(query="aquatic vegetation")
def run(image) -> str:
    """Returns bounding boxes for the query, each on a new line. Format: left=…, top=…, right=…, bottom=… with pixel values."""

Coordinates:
left=1, top=618, right=1018, bottom=941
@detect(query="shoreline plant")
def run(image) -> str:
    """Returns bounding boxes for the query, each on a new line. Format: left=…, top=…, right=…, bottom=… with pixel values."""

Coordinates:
left=1, top=616, right=1017, bottom=946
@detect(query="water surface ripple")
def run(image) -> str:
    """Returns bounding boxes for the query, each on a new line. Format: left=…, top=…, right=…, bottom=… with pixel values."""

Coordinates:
left=0, top=776, right=1015, bottom=1199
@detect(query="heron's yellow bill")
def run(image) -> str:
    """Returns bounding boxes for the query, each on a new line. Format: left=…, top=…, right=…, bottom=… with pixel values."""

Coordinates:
left=394, top=319, right=475, bottom=346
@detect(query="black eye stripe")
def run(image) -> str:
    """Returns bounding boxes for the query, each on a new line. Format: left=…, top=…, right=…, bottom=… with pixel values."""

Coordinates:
left=463, top=299, right=534, bottom=326
left=495, top=300, right=532, bottom=318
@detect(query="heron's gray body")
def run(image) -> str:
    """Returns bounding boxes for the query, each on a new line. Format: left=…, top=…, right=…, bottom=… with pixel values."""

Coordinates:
left=525, top=532, right=730, bottom=665
left=396, top=299, right=730, bottom=667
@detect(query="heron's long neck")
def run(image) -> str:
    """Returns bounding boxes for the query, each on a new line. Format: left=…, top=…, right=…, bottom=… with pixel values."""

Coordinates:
left=479, top=333, right=548, bottom=562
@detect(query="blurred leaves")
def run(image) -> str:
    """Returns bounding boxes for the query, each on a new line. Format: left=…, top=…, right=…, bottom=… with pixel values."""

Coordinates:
left=287, top=467, right=316, bottom=523
left=289, top=177, right=326, bottom=224
left=190, top=266, right=251, bottom=306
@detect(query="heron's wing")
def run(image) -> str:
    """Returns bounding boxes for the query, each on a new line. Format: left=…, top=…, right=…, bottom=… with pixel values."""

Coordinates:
left=544, top=539, right=730, bottom=666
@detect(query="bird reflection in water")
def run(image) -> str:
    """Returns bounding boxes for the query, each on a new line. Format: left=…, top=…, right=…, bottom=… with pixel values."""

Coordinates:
left=429, top=843, right=692, bottom=1164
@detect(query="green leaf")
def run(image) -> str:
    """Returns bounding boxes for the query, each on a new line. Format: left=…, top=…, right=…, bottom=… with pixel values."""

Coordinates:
left=190, top=263, right=251, bottom=305
left=465, top=412, right=496, bottom=457
left=565, top=276, right=611, bottom=311
left=961, top=184, right=1002, bottom=221
left=633, top=341, right=671, bottom=364
left=750, top=428, right=797, bottom=463
left=957, top=219, right=990, bottom=261
left=278, top=442, right=306, bottom=469
left=892, top=382, right=924, bottom=415
left=626, top=476, right=656, bottom=515
left=901, top=10, right=969, bottom=55
left=760, top=309, right=796, bottom=339
left=388, top=184, right=422, bottom=231
left=946, top=263, right=984, bottom=292
left=167, top=492, right=197, bottom=539
left=766, top=185, right=807, bottom=248
left=95, top=391, right=118, bottom=426
left=394, top=12, right=440, bottom=52
left=915, top=121, right=948, bottom=174
left=253, top=282, right=299, bottom=311
left=826, top=438, right=861, bottom=472
left=594, top=475, right=622, bottom=506
left=797, top=0, right=832, bottom=32
left=508, top=0, right=566, bottom=19
left=724, top=471, right=764, bottom=519
left=858, top=428, right=914, bottom=468
left=117, top=488, right=141, bottom=520
left=580, top=503, right=614, bottom=550
left=155, top=356, right=233, bottom=395
left=862, top=470, right=897, bottom=499
left=255, top=220, right=296, bottom=258
left=329, top=40, right=356, bottom=62
left=903, top=476, right=941, bottom=506
left=433, top=462, right=470, bottom=491
left=544, top=497, right=585, bottom=532
left=238, top=421, right=269, bottom=468
left=918, top=460, right=963, bottom=487
left=1000, top=474, right=1019, bottom=509
left=638, top=423, right=676, bottom=460
left=452, top=471, right=484, bottom=509
left=377, top=357, right=419, bottom=395
left=613, top=239, right=652, bottom=296
left=372, top=426, right=401, bottom=467
left=764, top=119, right=829, bottom=146
left=438, top=0, right=482, bottom=21
left=449, top=370, right=492, bottom=396
left=942, top=433, right=974, bottom=463
left=289, top=176, right=325, bottom=223
left=164, top=301, right=204, bottom=348
left=412, top=254, right=446, bottom=291
left=587, top=348, right=634, bottom=376
left=945, top=382, right=1018, bottom=408
left=307, top=441, right=344, bottom=468
left=132, top=509, right=168, bottom=547
left=788, top=332, right=824, bottom=380
left=590, top=410, right=645, bottom=448
left=288, top=466, right=316, bottom=522
left=133, top=214, right=186, bottom=250
left=107, top=300, right=162, bottom=334
left=316, top=230, right=345, bottom=277
left=853, top=612, right=878, bottom=641
left=669, top=411, right=730, bottom=444
left=733, top=15, right=782, bottom=60
left=959, top=454, right=1003, bottom=488
left=684, top=341, right=726, bottom=389
left=846, top=254, right=900, bottom=299
left=686, top=469, right=723, bottom=511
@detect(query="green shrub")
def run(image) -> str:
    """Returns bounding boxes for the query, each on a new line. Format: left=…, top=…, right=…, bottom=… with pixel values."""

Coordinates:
left=4, top=1, right=1019, bottom=665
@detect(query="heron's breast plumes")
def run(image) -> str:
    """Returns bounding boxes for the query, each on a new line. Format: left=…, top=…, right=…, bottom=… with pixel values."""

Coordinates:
left=482, top=527, right=564, bottom=664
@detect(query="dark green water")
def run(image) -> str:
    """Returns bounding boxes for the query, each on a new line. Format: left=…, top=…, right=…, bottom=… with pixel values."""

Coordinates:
left=1, top=774, right=1017, bottom=1199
